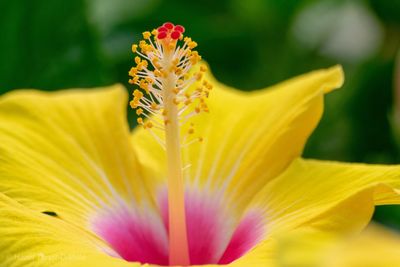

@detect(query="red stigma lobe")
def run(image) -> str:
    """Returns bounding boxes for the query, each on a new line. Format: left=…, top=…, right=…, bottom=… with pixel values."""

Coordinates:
left=174, top=25, right=185, bottom=33
left=163, top=22, right=174, bottom=30
left=157, top=31, right=167, bottom=39
left=171, top=31, right=181, bottom=40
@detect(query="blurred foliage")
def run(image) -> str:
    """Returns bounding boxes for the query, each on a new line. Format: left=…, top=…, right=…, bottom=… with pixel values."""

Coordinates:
left=1, top=0, right=400, bottom=228
left=0, top=0, right=111, bottom=90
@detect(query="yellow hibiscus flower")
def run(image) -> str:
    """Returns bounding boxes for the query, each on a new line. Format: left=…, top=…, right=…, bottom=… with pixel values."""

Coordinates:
left=1, top=22, right=400, bottom=267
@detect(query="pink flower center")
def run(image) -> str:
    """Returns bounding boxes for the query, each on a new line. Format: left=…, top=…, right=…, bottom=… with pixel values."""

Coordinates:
left=92, top=190, right=264, bottom=266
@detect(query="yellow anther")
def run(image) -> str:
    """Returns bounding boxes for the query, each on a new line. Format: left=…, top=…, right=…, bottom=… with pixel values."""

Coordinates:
left=136, top=108, right=143, bottom=115
left=129, top=67, right=138, bottom=76
left=154, top=70, right=162, bottom=77
left=130, top=100, right=139, bottom=109
left=173, top=98, right=180, bottom=105
left=132, top=97, right=140, bottom=103
left=138, top=60, right=148, bottom=69
left=132, top=76, right=139, bottom=84
left=132, top=44, right=138, bottom=53
left=135, top=56, right=141, bottom=65
left=139, top=80, right=149, bottom=91
left=164, top=119, right=170, bottom=125
left=142, top=44, right=153, bottom=54
left=200, top=65, right=207, bottom=72
left=152, top=58, right=161, bottom=69
left=173, top=88, right=180, bottom=94
left=194, top=72, right=202, bottom=81
left=184, top=99, right=192, bottom=105
left=143, top=31, right=151, bottom=39
left=145, top=121, right=153, bottom=128
left=175, top=68, right=182, bottom=76
left=188, top=128, right=194, bottom=134
left=190, top=51, right=201, bottom=64
left=154, top=62, right=162, bottom=69
left=151, top=29, right=158, bottom=35
left=137, top=117, right=143, bottom=124
left=145, top=77, right=154, bottom=84
left=139, top=40, right=146, bottom=48
left=195, top=107, right=201, bottom=113
left=137, top=65, right=144, bottom=71
left=151, top=102, right=159, bottom=110
left=199, top=137, right=203, bottom=142
left=133, top=89, right=143, bottom=98
left=162, top=109, right=168, bottom=116
left=188, top=41, right=197, bottom=49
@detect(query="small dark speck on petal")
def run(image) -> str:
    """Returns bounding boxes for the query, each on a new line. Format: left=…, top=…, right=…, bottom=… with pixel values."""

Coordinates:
left=42, top=211, right=58, bottom=217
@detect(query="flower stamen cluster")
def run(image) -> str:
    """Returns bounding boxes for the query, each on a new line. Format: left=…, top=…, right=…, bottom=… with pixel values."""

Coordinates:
left=129, top=22, right=211, bottom=148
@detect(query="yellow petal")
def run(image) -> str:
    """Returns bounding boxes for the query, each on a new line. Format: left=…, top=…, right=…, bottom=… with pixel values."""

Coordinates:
left=275, top=224, right=400, bottom=267
left=238, top=158, right=400, bottom=267
left=132, top=65, right=344, bottom=213
left=2, top=192, right=257, bottom=267
left=0, top=85, right=150, bottom=228
left=0, top=192, right=133, bottom=267
left=249, top=158, right=400, bottom=237
left=324, top=224, right=400, bottom=267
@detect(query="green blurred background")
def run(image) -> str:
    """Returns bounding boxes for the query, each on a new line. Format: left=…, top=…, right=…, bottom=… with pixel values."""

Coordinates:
left=1, top=0, right=400, bottom=229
